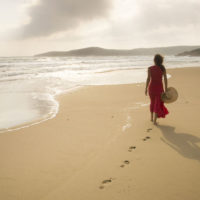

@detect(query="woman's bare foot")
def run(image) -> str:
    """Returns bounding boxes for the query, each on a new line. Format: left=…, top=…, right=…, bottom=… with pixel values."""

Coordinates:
left=153, top=121, right=158, bottom=125
left=153, top=113, right=158, bottom=125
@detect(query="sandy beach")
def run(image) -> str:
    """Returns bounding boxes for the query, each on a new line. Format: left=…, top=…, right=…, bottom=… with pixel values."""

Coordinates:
left=0, top=67, right=200, bottom=200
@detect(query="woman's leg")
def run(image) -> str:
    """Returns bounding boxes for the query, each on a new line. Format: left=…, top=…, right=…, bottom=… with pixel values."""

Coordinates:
left=153, top=113, right=158, bottom=125
left=149, top=94, right=155, bottom=122
left=151, top=112, right=153, bottom=122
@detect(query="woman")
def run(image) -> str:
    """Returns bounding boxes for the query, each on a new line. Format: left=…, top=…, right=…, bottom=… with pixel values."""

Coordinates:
left=145, top=54, right=169, bottom=125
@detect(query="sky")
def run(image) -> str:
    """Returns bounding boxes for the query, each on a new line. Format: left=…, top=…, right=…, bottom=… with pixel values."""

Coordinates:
left=0, top=0, right=200, bottom=56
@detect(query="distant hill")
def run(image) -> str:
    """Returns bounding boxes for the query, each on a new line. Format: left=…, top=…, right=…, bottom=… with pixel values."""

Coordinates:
left=35, top=46, right=200, bottom=57
left=177, top=48, right=200, bottom=56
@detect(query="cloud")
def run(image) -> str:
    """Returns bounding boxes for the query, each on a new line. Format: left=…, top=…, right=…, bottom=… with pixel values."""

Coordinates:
left=19, top=0, right=112, bottom=38
left=102, top=0, right=200, bottom=48
left=134, top=0, right=200, bottom=30
left=4, top=0, right=200, bottom=56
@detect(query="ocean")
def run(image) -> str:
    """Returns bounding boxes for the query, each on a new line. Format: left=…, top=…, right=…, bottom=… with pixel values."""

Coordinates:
left=1, top=55, right=200, bottom=132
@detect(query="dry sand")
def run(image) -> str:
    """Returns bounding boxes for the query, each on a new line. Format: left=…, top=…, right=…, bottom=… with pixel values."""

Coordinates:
left=0, top=67, right=200, bottom=200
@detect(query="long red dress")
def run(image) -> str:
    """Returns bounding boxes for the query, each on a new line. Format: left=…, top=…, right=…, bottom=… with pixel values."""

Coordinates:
left=148, top=65, right=169, bottom=118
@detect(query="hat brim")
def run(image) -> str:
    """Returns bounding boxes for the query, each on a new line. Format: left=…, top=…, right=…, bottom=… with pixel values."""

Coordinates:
left=161, top=87, right=178, bottom=103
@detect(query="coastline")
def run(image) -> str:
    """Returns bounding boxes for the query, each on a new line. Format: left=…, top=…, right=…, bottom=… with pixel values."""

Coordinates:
left=0, top=67, right=200, bottom=200
left=0, top=65, right=197, bottom=133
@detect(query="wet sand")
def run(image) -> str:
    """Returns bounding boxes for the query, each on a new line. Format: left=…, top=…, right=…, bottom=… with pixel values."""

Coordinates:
left=0, top=67, right=200, bottom=200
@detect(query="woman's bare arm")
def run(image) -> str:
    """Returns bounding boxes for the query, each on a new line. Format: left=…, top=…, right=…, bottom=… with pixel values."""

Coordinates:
left=145, top=67, right=150, bottom=96
left=163, top=69, right=168, bottom=92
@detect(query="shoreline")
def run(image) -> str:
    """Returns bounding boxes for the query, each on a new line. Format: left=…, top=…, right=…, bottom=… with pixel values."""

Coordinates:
left=0, top=86, right=84, bottom=134
left=0, top=66, right=198, bottom=134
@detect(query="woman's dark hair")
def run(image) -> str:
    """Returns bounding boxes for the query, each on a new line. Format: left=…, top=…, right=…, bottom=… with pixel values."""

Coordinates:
left=154, top=54, right=166, bottom=72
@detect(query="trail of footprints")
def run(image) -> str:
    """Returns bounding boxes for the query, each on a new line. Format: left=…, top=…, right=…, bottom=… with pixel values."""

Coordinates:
left=99, top=128, right=153, bottom=189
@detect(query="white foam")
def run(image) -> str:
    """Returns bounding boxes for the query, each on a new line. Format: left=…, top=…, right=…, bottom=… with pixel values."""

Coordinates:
left=0, top=55, right=199, bottom=132
left=122, top=123, right=132, bottom=132
left=136, top=102, right=149, bottom=107
left=0, top=92, right=59, bottom=131
left=122, top=115, right=132, bottom=132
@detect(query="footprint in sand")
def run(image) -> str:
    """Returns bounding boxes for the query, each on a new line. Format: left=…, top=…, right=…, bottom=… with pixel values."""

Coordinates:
left=143, top=136, right=151, bottom=141
left=102, top=179, right=112, bottom=184
left=128, top=146, right=136, bottom=152
left=120, top=160, right=130, bottom=168
left=99, top=178, right=113, bottom=189
left=147, top=128, right=152, bottom=132
left=124, top=160, right=130, bottom=164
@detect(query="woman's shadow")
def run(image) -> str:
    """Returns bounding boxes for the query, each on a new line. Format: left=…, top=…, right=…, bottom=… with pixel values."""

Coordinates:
left=158, top=125, right=200, bottom=161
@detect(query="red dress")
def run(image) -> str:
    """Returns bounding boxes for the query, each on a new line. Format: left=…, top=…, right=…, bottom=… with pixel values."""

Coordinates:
left=148, top=65, right=169, bottom=118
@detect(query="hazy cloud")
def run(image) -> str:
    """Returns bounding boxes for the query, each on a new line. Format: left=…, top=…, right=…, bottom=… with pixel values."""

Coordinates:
left=19, top=0, right=112, bottom=38
left=2, top=0, right=200, bottom=56
left=134, top=0, right=200, bottom=30
left=103, top=0, right=200, bottom=48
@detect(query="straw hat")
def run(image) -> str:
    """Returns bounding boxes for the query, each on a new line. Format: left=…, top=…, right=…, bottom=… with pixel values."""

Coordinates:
left=161, top=87, right=178, bottom=103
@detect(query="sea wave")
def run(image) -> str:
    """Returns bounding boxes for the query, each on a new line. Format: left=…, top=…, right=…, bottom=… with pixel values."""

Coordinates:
left=0, top=55, right=200, bottom=131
